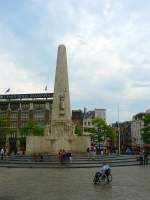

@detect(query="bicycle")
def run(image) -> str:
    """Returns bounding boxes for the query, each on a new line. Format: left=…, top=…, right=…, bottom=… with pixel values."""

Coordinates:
left=93, top=171, right=112, bottom=184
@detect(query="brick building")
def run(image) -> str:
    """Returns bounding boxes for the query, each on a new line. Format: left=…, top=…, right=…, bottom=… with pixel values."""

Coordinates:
left=0, top=93, right=53, bottom=152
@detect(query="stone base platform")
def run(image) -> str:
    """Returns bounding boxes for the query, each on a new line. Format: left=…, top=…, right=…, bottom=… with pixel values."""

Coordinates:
left=26, top=135, right=91, bottom=154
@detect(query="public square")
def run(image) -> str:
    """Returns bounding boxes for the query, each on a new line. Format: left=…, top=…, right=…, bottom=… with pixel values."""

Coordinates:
left=0, top=165, right=149, bottom=200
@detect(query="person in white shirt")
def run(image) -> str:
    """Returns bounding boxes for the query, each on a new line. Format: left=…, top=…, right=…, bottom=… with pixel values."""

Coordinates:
left=0, top=148, right=5, bottom=160
left=100, top=163, right=110, bottom=174
left=95, top=161, right=111, bottom=182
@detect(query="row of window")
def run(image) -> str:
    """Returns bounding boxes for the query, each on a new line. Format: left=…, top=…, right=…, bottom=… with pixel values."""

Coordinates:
left=84, top=121, right=94, bottom=126
left=0, top=103, right=51, bottom=111
left=0, top=111, right=46, bottom=119
left=3, top=120, right=45, bottom=128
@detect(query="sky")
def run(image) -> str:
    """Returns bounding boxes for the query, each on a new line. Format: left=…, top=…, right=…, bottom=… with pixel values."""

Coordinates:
left=0, top=0, right=149, bottom=123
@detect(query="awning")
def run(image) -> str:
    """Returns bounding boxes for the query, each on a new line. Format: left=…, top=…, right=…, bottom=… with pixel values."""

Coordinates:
left=143, top=144, right=150, bottom=148
left=132, top=144, right=150, bottom=148
left=132, top=144, right=140, bottom=147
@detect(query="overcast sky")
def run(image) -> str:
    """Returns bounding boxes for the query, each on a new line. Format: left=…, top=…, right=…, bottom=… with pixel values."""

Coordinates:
left=0, top=0, right=149, bottom=123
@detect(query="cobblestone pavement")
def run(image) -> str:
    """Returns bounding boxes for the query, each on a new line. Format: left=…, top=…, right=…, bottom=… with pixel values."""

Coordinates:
left=0, top=166, right=149, bottom=200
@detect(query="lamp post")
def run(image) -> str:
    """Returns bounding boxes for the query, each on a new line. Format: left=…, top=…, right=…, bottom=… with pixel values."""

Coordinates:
left=118, top=123, right=121, bottom=155
left=117, top=104, right=121, bottom=155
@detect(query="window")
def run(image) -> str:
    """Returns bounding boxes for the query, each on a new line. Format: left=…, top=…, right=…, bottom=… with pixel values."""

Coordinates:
left=33, top=110, right=44, bottom=120
left=10, top=103, right=19, bottom=110
left=0, top=111, right=7, bottom=119
left=10, top=122, right=17, bottom=128
left=0, top=103, right=8, bottom=110
left=21, top=112, right=28, bottom=120
left=34, top=103, right=45, bottom=110
left=21, top=121, right=27, bottom=127
left=10, top=112, right=17, bottom=120
left=22, top=104, right=29, bottom=110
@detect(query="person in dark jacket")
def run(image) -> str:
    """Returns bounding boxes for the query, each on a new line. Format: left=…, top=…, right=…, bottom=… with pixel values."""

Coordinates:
left=144, top=151, right=148, bottom=165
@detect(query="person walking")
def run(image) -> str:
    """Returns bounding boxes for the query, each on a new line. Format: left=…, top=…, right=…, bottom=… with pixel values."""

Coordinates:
left=93, top=145, right=96, bottom=160
left=144, top=151, right=148, bottom=165
left=90, top=145, right=94, bottom=160
left=139, top=151, right=144, bottom=165
left=100, top=150, right=104, bottom=157
left=5, top=146, right=9, bottom=159
left=87, top=147, right=90, bottom=160
left=0, top=147, right=5, bottom=160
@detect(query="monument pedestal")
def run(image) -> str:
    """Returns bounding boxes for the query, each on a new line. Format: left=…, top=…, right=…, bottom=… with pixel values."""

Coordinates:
left=26, top=121, right=91, bottom=154
left=26, top=135, right=91, bottom=154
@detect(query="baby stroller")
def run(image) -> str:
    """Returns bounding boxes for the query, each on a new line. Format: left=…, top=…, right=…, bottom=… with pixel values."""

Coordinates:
left=93, top=169, right=112, bottom=184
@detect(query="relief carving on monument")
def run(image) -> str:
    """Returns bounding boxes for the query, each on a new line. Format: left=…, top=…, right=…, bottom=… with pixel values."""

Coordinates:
left=59, top=94, right=65, bottom=112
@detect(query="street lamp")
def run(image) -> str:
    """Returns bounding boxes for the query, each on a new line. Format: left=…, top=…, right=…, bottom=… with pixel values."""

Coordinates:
left=118, top=123, right=121, bottom=155
left=117, top=104, right=121, bottom=155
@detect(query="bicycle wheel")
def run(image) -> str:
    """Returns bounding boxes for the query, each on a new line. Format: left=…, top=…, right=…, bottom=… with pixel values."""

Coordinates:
left=93, top=176, right=98, bottom=184
left=108, top=174, right=112, bottom=182
left=100, top=175, right=107, bottom=183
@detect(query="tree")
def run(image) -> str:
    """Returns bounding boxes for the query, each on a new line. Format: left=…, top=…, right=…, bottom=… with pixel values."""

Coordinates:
left=0, top=116, right=11, bottom=146
left=19, top=120, right=44, bottom=137
left=84, top=117, right=115, bottom=143
left=74, top=125, right=82, bottom=136
left=141, top=113, right=150, bottom=144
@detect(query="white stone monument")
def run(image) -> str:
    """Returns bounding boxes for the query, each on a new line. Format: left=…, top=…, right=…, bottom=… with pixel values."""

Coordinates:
left=26, top=45, right=90, bottom=154
left=50, top=44, right=74, bottom=138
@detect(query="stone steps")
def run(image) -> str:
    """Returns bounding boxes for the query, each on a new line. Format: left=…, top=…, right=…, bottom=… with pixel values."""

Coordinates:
left=0, top=154, right=144, bottom=168
left=0, top=162, right=141, bottom=168
left=4, top=157, right=135, bottom=162
left=0, top=158, right=136, bottom=164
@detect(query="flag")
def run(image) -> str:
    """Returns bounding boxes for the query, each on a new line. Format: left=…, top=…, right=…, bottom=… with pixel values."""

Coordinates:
left=45, top=85, right=47, bottom=91
left=5, top=88, right=10, bottom=93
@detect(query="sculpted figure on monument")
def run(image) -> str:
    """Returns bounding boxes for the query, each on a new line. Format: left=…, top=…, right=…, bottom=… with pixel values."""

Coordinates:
left=59, top=95, right=65, bottom=111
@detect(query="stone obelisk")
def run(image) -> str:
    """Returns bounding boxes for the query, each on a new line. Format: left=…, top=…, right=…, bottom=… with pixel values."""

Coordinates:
left=26, top=44, right=91, bottom=154
left=51, top=44, right=73, bottom=137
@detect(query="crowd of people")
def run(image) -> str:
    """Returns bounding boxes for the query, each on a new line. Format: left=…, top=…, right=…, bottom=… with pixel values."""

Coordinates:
left=87, top=145, right=118, bottom=160
left=58, top=149, right=72, bottom=163
left=86, top=145, right=116, bottom=159
left=87, top=145, right=96, bottom=160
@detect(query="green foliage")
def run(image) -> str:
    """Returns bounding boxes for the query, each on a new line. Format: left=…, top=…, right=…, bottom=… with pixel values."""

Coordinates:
left=85, top=117, right=115, bottom=142
left=20, top=120, right=44, bottom=137
left=19, top=137, right=26, bottom=145
left=0, top=116, right=11, bottom=137
left=84, top=127, right=95, bottom=133
left=74, top=125, right=82, bottom=136
left=141, top=113, right=150, bottom=144
left=0, top=116, right=9, bottom=146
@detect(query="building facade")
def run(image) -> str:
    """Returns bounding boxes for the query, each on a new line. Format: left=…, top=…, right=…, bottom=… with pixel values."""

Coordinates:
left=119, top=121, right=132, bottom=153
left=112, top=121, right=132, bottom=153
left=83, top=108, right=106, bottom=129
left=72, top=109, right=84, bottom=127
left=0, top=93, right=53, bottom=151
left=131, top=112, right=145, bottom=149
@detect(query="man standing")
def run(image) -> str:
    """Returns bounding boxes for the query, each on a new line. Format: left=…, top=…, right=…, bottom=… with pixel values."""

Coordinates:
left=0, top=147, right=5, bottom=160
left=87, top=147, right=90, bottom=160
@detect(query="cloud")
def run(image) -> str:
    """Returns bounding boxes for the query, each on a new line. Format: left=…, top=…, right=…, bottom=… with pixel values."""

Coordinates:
left=0, top=53, right=45, bottom=94
left=0, top=0, right=150, bottom=122
left=132, top=82, right=150, bottom=88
